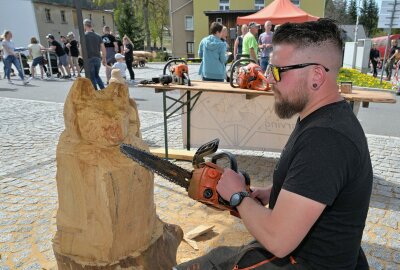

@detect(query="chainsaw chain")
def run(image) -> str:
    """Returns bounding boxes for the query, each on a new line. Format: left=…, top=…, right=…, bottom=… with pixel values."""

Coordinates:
left=120, top=144, right=190, bottom=190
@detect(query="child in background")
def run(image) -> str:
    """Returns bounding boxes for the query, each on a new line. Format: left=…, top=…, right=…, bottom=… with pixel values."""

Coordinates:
left=112, top=53, right=127, bottom=80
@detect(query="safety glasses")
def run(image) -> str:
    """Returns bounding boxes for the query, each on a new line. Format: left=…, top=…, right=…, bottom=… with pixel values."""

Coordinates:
left=266, top=63, right=330, bottom=82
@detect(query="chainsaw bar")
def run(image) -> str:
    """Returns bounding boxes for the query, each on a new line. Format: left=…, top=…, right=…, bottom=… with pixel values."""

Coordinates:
left=120, top=144, right=192, bottom=190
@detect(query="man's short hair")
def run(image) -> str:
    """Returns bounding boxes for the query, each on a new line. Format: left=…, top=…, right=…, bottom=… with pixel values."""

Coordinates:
left=272, top=19, right=343, bottom=54
left=83, top=19, right=92, bottom=27
left=46, top=34, right=54, bottom=40
left=210, top=22, right=223, bottom=35
left=103, top=26, right=110, bottom=33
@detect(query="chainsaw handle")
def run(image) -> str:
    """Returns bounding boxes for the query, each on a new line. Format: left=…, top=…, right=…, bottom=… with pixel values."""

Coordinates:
left=229, top=58, right=257, bottom=88
left=211, top=152, right=238, bottom=172
left=163, top=59, right=188, bottom=75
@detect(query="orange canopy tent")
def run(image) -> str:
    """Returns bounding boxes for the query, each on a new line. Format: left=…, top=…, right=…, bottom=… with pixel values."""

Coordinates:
left=236, top=0, right=319, bottom=25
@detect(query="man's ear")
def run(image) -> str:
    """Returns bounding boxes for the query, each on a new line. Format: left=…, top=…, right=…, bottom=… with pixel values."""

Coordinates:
left=310, top=65, right=326, bottom=91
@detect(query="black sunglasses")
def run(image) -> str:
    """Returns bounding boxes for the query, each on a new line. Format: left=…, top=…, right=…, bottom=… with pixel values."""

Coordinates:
left=267, top=63, right=330, bottom=82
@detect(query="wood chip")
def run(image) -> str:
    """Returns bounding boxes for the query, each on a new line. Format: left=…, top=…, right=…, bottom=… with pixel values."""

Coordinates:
left=185, top=225, right=215, bottom=240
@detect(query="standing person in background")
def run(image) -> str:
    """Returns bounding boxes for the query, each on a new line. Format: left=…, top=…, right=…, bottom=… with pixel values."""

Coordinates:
left=221, top=26, right=230, bottom=51
left=61, top=35, right=72, bottom=76
left=258, top=21, right=273, bottom=72
left=385, top=39, right=399, bottom=81
left=66, top=32, right=80, bottom=77
left=2, top=30, right=30, bottom=85
left=28, top=37, right=45, bottom=80
left=115, top=33, right=124, bottom=54
left=84, top=19, right=106, bottom=90
left=46, top=34, right=70, bottom=79
left=233, top=24, right=248, bottom=60
left=123, top=35, right=135, bottom=82
left=0, top=34, right=4, bottom=79
left=198, top=22, right=227, bottom=82
left=369, top=43, right=380, bottom=77
left=102, top=26, right=118, bottom=84
left=242, top=22, right=260, bottom=62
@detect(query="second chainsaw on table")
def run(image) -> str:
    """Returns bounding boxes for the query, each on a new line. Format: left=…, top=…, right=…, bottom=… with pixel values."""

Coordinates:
left=160, top=59, right=191, bottom=86
left=120, top=139, right=252, bottom=216
left=229, top=58, right=270, bottom=91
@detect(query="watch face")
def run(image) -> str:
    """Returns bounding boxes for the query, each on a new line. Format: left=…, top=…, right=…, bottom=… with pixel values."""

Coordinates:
left=230, top=193, right=242, bottom=207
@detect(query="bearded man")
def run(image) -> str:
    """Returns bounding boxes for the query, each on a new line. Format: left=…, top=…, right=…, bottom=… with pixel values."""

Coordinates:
left=175, top=19, right=372, bottom=270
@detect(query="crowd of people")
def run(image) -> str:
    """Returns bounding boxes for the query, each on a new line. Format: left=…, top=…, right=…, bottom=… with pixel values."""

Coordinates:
left=0, top=20, right=136, bottom=88
left=198, top=20, right=275, bottom=82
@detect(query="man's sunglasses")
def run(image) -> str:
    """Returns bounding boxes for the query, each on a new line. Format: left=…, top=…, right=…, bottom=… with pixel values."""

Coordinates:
left=266, top=63, right=330, bottom=82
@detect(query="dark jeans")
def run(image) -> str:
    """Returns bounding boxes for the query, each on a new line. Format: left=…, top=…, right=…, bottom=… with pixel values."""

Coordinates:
left=371, top=60, right=378, bottom=77
left=4, top=55, right=24, bottom=81
left=126, top=58, right=135, bottom=80
left=385, top=58, right=396, bottom=80
left=88, top=57, right=104, bottom=90
left=260, top=56, right=270, bottom=72
left=202, top=77, right=224, bottom=82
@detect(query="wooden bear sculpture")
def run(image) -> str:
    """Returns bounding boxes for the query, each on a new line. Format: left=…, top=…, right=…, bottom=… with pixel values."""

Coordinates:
left=53, top=77, right=182, bottom=269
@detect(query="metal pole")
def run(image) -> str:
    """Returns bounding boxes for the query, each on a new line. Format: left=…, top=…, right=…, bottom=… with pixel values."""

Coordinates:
left=380, top=0, right=397, bottom=84
left=163, top=91, right=169, bottom=159
left=186, top=91, right=191, bottom=151
left=73, top=0, right=89, bottom=78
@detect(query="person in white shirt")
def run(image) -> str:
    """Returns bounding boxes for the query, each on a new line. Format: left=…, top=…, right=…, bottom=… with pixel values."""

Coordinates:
left=2, top=30, right=30, bottom=85
left=28, top=37, right=46, bottom=79
left=112, top=53, right=127, bottom=80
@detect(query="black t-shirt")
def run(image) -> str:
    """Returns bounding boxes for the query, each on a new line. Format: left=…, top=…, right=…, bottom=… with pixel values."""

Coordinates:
left=124, top=43, right=134, bottom=61
left=270, top=101, right=372, bottom=269
left=51, top=40, right=66, bottom=57
left=369, top=48, right=379, bottom=60
left=85, top=31, right=103, bottom=58
left=102, top=33, right=116, bottom=48
left=63, top=42, right=69, bottom=55
left=69, top=40, right=79, bottom=57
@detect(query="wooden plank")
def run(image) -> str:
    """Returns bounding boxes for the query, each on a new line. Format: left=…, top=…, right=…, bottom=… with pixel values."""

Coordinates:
left=139, top=81, right=397, bottom=104
left=185, top=225, right=215, bottom=240
left=150, top=148, right=196, bottom=161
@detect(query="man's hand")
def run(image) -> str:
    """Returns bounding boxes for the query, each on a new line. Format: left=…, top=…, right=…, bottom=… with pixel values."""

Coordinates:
left=250, top=186, right=272, bottom=206
left=101, top=59, right=107, bottom=66
left=216, top=168, right=246, bottom=201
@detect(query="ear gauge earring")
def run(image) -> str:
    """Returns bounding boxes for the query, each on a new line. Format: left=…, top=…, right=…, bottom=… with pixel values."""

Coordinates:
left=312, top=83, right=318, bottom=89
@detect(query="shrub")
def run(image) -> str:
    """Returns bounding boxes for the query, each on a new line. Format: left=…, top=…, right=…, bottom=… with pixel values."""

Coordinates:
left=337, top=68, right=393, bottom=90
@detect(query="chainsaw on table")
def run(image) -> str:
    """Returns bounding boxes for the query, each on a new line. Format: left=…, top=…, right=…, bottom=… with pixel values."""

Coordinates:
left=229, top=58, right=270, bottom=91
left=160, top=59, right=191, bottom=86
left=120, top=139, right=251, bottom=216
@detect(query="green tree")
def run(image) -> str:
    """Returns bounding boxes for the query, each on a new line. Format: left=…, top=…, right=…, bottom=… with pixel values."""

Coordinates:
left=149, top=0, right=169, bottom=50
left=359, top=0, right=379, bottom=37
left=114, top=1, right=145, bottom=50
left=347, top=0, right=357, bottom=24
left=325, top=0, right=350, bottom=24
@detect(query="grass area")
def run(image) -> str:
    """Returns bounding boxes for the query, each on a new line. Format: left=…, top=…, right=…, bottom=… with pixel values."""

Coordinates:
left=337, top=68, right=393, bottom=90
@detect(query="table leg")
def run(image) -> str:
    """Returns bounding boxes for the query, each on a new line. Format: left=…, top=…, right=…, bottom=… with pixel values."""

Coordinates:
left=186, top=91, right=191, bottom=150
left=163, top=90, right=169, bottom=159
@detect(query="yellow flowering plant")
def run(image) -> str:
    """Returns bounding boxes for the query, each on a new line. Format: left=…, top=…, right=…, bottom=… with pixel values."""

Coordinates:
left=337, top=68, right=394, bottom=90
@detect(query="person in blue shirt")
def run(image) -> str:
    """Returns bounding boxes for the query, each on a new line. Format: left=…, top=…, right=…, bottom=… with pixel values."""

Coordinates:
left=198, top=22, right=227, bottom=82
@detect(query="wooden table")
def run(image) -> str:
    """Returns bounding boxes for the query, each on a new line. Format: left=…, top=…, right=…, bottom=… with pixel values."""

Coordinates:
left=139, top=81, right=396, bottom=157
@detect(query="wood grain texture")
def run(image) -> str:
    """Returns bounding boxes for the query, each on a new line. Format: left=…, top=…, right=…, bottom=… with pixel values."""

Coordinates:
left=53, top=77, right=182, bottom=269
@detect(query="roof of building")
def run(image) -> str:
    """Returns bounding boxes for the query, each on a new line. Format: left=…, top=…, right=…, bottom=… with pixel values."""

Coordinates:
left=32, top=0, right=114, bottom=12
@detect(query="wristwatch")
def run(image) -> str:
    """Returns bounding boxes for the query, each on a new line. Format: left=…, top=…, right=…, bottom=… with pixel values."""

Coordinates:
left=229, top=191, right=250, bottom=208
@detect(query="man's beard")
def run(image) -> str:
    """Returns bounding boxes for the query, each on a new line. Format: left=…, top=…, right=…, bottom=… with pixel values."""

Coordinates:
left=272, top=84, right=308, bottom=119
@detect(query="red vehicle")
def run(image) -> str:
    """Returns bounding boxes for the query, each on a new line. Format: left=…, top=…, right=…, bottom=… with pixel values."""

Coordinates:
left=371, top=34, right=400, bottom=59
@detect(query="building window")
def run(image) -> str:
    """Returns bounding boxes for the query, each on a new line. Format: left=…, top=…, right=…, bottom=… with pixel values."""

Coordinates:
left=291, top=0, right=300, bottom=6
left=185, top=16, right=193, bottom=31
left=216, top=18, right=223, bottom=24
left=45, top=8, right=52, bottom=22
left=219, top=0, right=229, bottom=11
left=255, top=0, right=264, bottom=10
left=61, top=10, right=66, bottom=23
left=187, top=42, right=194, bottom=54
left=102, top=16, right=106, bottom=26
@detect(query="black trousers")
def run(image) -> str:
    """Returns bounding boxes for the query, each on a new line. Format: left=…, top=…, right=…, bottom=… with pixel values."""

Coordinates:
left=371, top=60, right=378, bottom=77
left=126, top=58, right=135, bottom=80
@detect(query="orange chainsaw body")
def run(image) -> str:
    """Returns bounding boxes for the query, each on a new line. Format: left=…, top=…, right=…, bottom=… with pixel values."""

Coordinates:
left=170, top=63, right=190, bottom=85
left=237, top=63, right=270, bottom=91
left=187, top=162, right=233, bottom=211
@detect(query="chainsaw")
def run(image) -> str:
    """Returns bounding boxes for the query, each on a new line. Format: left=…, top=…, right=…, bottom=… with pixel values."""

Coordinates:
left=160, top=59, right=191, bottom=86
left=229, top=58, right=270, bottom=91
left=120, top=139, right=251, bottom=216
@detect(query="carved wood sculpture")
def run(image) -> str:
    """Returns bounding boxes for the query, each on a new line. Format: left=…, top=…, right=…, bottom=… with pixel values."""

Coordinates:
left=53, top=75, right=183, bottom=269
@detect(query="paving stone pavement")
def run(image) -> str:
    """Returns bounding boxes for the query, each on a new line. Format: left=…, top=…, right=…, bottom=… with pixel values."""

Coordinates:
left=0, top=96, right=399, bottom=270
